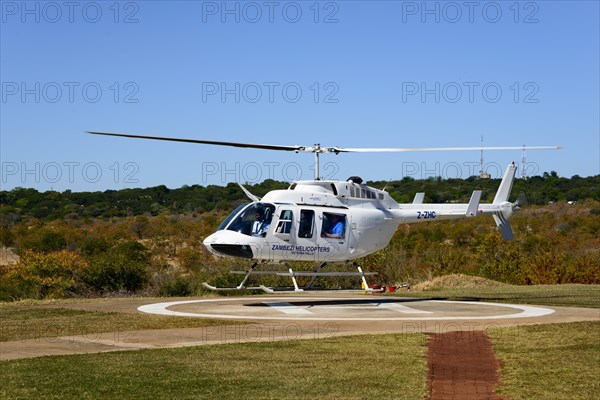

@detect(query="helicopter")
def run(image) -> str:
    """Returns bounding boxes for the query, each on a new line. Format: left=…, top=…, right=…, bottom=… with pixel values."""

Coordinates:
left=87, top=131, right=560, bottom=293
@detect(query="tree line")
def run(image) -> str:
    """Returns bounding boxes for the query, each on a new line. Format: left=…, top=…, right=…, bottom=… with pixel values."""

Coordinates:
left=0, top=173, right=598, bottom=301
left=1, top=172, right=598, bottom=221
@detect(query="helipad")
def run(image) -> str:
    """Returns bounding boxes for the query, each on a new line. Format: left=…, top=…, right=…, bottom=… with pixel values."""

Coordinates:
left=138, top=297, right=555, bottom=321
left=4, top=297, right=598, bottom=361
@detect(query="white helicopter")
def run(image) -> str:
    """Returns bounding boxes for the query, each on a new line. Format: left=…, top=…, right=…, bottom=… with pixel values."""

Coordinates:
left=88, top=131, right=560, bottom=293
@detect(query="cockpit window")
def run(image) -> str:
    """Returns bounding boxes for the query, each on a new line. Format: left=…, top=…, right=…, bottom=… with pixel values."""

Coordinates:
left=223, top=203, right=275, bottom=237
left=217, top=203, right=248, bottom=231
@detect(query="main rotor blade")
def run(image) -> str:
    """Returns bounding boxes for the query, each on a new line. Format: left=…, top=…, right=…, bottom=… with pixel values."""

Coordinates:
left=86, top=131, right=304, bottom=152
left=87, top=132, right=561, bottom=154
left=334, top=146, right=562, bottom=153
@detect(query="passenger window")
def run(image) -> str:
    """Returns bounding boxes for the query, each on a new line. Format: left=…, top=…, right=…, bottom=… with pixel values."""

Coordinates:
left=275, top=210, right=293, bottom=234
left=298, top=210, right=315, bottom=238
left=321, top=213, right=346, bottom=239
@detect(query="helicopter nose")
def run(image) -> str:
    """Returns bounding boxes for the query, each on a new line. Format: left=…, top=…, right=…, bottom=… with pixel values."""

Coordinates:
left=203, top=232, right=254, bottom=259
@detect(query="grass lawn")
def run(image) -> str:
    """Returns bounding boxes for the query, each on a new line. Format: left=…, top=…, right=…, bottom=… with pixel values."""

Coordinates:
left=489, top=321, right=600, bottom=400
left=1, top=285, right=599, bottom=399
left=397, top=283, right=600, bottom=309
left=0, top=301, right=239, bottom=342
left=0, top=334, right=428, bottom=400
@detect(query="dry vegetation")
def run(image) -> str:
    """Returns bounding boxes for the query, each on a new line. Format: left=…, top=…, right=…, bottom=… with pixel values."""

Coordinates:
left=410, top=274, right=509, bottom=291
left=0, top=200, right=598, bottom=301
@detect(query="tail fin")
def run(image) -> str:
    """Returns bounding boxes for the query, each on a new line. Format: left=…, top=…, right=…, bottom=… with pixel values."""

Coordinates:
left=493, top=162, right=517, bottom=204
left=492, top=162, right=517, bottom=240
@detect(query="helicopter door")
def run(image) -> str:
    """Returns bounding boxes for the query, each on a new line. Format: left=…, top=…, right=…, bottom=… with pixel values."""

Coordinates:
left=274, top=209, right=294, bottom=241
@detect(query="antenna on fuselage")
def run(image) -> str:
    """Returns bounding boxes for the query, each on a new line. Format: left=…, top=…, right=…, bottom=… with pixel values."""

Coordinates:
left=314, top=144, right=321, bottom=180
left=382, top=178, right=393, bottom=192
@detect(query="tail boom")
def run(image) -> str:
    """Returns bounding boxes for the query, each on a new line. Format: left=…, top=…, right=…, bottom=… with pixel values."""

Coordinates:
left=391, top=163, right=517, bottom=240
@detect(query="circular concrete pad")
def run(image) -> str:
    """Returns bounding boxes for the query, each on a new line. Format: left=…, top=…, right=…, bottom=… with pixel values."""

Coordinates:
left=138, top=297, right=555, bottom=321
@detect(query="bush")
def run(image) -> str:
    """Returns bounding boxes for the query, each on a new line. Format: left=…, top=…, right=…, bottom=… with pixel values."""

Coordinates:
left=0, top=250, right=88, bottom=301
left=19, top=231, right=67, bottom=253
left=113, top=240, right=150, bottom=264
left=84, top=252, right=150, bottom=293
left=80, top=237, right=111, bottom=257
left=0, top=227, right=15, bottom=246
left=563, top=253, right=600, bottom=284
left=159, top=275, right=192, bottom=297
left=176, top=247, right=204, bottom=272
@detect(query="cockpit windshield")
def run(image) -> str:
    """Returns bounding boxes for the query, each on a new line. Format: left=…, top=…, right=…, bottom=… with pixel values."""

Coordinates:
left=218, top=203, right=276, bottom=237
left=217, top=203, right=248, bottom=231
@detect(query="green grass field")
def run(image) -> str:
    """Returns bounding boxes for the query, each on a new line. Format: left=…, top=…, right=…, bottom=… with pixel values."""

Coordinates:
left=1, top=334, right=428, bottom=400
left=398, top=283, right=600, bottom=308
left=1, top=323, right=598, bottom=399
left=490, top=322, right=600, bottom=400
left=2, top=284, right=597, bottom=342
left=1, top=285, right=599, bottom=399
left=0, top=300, right=239, bottom=342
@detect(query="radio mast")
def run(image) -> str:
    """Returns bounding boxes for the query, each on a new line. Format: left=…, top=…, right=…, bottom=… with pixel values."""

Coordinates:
left=479, top=136, right=490, bottom=179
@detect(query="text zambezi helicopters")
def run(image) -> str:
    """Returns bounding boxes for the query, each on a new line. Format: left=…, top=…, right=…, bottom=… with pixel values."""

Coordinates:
left=88, top=131, right=560, bottom=293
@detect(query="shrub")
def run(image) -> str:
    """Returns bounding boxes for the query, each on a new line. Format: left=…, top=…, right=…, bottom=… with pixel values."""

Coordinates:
left=0, top=250, right=88, bottom=301
left=113, top=240, right=150, bottom=264
left=19, top=231, right=67, bottom=253
left=176, top=247, right=204, bottom=272
left=80, top=237, right=111, bottom=257
left=0, top=227, right=15, bottom=246
left=159, top=275, right=192, bottom=297
left=84, top=252, right=150, bottom=293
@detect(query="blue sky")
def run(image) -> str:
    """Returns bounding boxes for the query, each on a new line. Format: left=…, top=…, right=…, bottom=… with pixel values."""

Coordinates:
left=1, top=0, right=599, bottom=191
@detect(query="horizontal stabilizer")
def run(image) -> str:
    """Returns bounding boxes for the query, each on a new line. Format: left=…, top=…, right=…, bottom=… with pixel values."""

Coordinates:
left=413, top=192, right=425, bottom=204
left=466, top=190, right=482, bottom=217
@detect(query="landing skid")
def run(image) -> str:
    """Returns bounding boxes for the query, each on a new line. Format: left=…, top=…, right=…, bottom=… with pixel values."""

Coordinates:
left=201, top=283, right=264, bottom=291
left=202, top=262, right=382, bottom=293
left=259, top=285, right=384, bottom=294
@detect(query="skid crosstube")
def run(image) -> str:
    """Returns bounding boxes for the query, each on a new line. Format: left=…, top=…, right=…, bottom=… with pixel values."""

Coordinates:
left=202, top=262, right=380, bottom=293
left=259, top=285, right=384, bottom=294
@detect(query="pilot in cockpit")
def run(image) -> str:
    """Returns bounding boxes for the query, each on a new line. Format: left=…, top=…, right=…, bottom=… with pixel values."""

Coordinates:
left=252, top=208, right=270, bottom=237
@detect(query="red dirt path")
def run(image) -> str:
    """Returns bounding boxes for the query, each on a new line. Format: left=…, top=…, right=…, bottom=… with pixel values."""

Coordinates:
left=428, top=331, right=506, bottom=400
